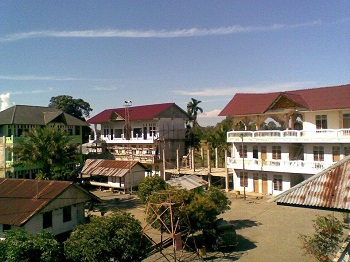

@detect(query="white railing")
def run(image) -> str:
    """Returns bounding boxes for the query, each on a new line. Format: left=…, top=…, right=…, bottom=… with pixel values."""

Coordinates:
left=227, top=157, right=335, bottom=174
left=227, top=129, right=350, bottom=142
left=89, top=133, right=158, bottom=143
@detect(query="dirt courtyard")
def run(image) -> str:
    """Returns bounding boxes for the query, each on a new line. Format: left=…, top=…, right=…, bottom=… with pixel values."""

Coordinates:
left=92, top=189, right=347, bottom=262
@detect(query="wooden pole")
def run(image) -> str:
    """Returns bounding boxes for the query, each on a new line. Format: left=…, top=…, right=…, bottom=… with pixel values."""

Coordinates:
left=191, top=148, right=195, bottom=172
left=207, top=149, right=211, bottom=187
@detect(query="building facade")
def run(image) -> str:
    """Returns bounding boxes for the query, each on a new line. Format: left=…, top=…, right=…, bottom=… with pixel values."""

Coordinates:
left=0, top=105, right=88, bottom=179
left=0, top=178, right=99, bottom=236
left=87, top=103, right=189, bottom=176
left=219, top=84, right=350, bottom=195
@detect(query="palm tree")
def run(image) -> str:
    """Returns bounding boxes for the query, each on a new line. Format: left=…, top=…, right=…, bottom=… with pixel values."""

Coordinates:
left=187, top=98, right=203, bottom=126
left=13, top=126, right=78, bottom=180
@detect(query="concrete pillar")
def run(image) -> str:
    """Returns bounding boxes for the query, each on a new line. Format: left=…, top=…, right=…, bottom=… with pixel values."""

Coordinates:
left=176, top=149, right=180, bottom=172
left=162, top=149, right=166, bottom=180
left=215, top=148, right=218, bottom=168
left=225, top=150, right=229, bottom=192
left=201, top=147, right=204, bottom=166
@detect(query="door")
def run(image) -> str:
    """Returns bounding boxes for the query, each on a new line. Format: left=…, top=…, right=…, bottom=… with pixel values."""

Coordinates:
left=332, top=146, right=340, bottom=162
left=143, top=126, right=147, bottom=139
left=253, top=173, right=259, bottom=193
left=262, top=174, right=268, bottom=195
left=253, top=146, right=258, bottom=159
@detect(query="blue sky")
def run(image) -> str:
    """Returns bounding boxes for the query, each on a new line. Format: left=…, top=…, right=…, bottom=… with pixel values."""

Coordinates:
left=0, top=1, right=349, bottom=126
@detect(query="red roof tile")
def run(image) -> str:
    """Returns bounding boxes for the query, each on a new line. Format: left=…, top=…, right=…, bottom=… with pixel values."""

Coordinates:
left=87, top=103, right=179, bottom=124
left=220, top=84, right=350, bottom=116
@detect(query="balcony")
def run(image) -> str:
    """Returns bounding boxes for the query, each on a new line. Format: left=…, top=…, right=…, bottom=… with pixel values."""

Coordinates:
left=227, top=129, right=350, bottom=143
left=89, top=133, right=158, bottom=144
left=227, top=157, right=335, bottom=175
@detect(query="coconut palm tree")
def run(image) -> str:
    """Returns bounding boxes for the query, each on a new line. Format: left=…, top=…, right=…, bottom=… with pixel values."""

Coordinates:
left=187, top=98, right=203, bottom=126
left=13, top=126, right=78, bottom=180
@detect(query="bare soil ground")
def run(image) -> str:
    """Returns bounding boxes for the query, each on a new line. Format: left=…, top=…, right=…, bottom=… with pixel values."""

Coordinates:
left=91, top=189, right=348, bottom=262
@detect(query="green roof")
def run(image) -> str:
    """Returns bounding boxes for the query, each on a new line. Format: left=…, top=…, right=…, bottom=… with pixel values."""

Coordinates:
left=0, top=105, right=88, bottom=126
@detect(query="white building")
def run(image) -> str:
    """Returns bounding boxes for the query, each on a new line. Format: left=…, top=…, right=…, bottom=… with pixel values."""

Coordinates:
left=219, top=84, right=350, bottom=195
left=87, top=103, right=189, bottom=176
left=0, top=178, right=99, bottom=237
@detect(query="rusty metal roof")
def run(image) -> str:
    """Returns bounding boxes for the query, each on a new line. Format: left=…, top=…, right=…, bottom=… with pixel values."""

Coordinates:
left=166, top=175, right=208, bottom=190
left=270, top=156, right=350, bottom=211
left=81, top=159, right=144, bottom=177
left=0, top=179, right=76, bottom=226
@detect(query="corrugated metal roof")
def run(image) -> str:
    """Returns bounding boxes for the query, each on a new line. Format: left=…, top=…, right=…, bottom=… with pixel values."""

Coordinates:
left=0, top=179, right=72, bottom=226
left=166, top=175, right=208, bottom=190
left=270, top=156, right=350, bottom=211
left=219, top=84, right=350, bottom=116
left=81, top=159, right=143, bottom=177
left=0, top=105, right=88, bottom=126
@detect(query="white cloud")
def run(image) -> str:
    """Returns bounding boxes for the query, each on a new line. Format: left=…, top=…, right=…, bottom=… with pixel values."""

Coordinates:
left=197, top=109, right=225, bottom=127
left=93, top=86, right=118, bottom=91
left=11, top=87, right=53, bottom=95
left=0, top=93, right=15, bottom=111
left=0, top=20, right=321, bottom=42
left=0, top=75, right=83, bottom=81
left=174, top=81, right=317, bottom=97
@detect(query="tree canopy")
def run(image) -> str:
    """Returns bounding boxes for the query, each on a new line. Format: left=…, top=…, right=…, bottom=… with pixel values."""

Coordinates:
left=187, top=98, right=203, bottom=127
left=64, top=212, right=150, bottom=262
left=48, top=95, right=92, bottom=120
left=0, top=228, right=62, bottom=262
left=300, top=214, right=344, bottom=262
left=137, top=175, right=168, bottom=203
left=146, top=187, right=231, bottom=232
left=48, top=95, right=93, bottom=142
left=13, top=126, right=78, bottom=180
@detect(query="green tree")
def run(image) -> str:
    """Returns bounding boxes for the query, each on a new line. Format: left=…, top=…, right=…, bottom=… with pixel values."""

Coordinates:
left=146, top=187, right=230, bottom=232
left=13, top=126, right=78, bottom=180
left=137, top=175, right=168, bottom=203
left=64, top=212, right=150, bottom=262
left=0, top=228, right=62, bottom=262
left=300, top=214, right=343, bottom=262
left=187, top=98, right=203, bottom=127
left=49, top=95, right=93, bottom=142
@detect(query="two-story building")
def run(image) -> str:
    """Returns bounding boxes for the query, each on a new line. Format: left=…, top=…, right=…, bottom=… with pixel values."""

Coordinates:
left=0, top=105, right=88, bottom=179
left=87, top=103, right=189, bottom=176
left=219, top=84, right=350, bottom=195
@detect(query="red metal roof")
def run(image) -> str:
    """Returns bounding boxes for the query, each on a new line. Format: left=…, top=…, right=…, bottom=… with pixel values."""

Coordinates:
left=0, top=179, right=72, bottom=226
left=81, top=159, right=145, bottom=177
left=270, top=156, right=350, bottom=211
left=87, top=103, right=177, bottom=124
left=220, top=84, right=350, bottom=116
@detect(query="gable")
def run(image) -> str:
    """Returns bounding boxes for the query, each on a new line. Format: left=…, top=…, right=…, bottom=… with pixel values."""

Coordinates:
left=268, top=94, right=307, bottom=111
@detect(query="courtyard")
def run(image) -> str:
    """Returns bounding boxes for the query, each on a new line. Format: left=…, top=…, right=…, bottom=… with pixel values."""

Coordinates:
left=92, top=189, right=347, bottom=262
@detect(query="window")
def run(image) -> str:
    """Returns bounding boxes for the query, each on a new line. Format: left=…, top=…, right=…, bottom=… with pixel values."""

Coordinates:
left=3, top=224, right=11, bottom=232
left=239, top=172, right=248, bottom=187
left=43, top=211, right=53, bottom=229
left=316, top=115, right=327, bottom=129
left=344, top=146, right=350, bottom=156
left=75, top=126, right=81, bottom=135
left=332, top=146, right=340, bottom=162
left=313, top=146, right=324, bottom=161
left=238, top=145, right=247, bottom=158
left=133, top=128, right=142, bottom=138
left=149, top=124, right=156, bottom=137
left=273, top=175, right=283, bottom=191
left=115, top=129, right=122, bottom=138
left=63, top=206, right=72, bottom=223
left=343, top=114, right=350, bottom=129
left=67, top=126, right=73, bottom=135
left=272, top=146, right=281, bottom=160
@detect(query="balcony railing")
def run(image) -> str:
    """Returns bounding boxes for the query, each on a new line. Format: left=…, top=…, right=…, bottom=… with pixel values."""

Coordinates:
left=227, top=157, right=335, bottom=175
left=89, top=133, right=159, bottom=144
left=227, top=129, right=350, bottom=143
